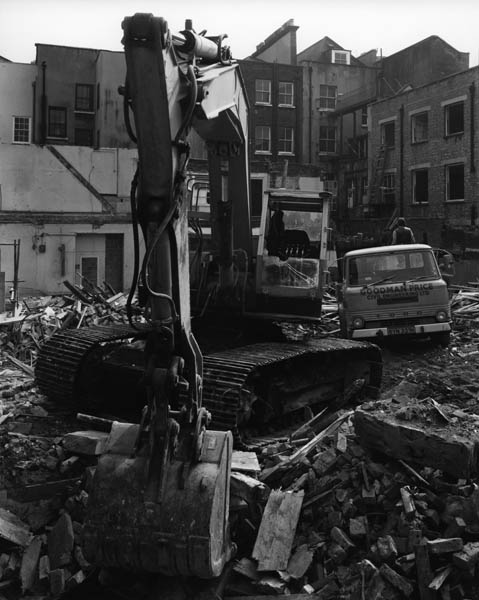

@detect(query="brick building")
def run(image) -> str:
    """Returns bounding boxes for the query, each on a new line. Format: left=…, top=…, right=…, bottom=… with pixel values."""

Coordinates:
left=239, top=20, right=323, bottom=200
left=367, top=66, right=479, bottom=253
left=326, top=36, right=469, bottom=235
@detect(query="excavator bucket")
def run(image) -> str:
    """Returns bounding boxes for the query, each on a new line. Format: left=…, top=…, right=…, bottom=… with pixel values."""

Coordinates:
left=82, top=422, right=234, bottom=578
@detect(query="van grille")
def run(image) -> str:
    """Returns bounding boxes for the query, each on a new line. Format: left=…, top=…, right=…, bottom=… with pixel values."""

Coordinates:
left=365, top=316, right=432, bottom=328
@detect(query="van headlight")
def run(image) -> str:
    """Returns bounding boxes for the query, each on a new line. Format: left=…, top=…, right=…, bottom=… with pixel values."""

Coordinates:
left=352, top=316, right=365, bottom=329
left=435, top=310, right=448, bottom=322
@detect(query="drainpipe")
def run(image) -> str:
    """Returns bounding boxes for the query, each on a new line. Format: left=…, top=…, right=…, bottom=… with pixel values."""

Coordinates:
left=307, top=64, right=313, bottom=164
left=32, top=81, right=36, bottom=144
left=40, top=61, right=47, bottom=146
left=399, top=104, right=404, bottom=215
left=470, top=82, right=475, bottom=173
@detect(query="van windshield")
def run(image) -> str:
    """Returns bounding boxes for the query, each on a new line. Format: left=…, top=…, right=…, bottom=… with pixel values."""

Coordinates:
left=347, top=249, right=440, bottom=286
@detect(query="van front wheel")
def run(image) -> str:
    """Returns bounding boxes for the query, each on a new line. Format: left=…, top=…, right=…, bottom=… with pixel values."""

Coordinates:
left=431, top=331, right=450, bottom=347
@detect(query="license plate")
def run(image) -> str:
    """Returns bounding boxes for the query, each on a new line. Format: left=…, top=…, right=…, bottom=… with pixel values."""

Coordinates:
left=387, top=326, right=416, bottom=335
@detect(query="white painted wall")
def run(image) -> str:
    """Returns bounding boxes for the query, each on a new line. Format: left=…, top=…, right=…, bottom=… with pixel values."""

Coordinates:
left=0, top=222, right=139, bottom=297
left=0, top=144, right=138, bottom=211
left=0, top=143, right=141, bottom=295
left=0, top=62, right=36, bottom=145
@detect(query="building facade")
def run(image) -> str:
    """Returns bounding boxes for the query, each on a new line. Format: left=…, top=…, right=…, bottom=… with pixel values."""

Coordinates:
left=34, top=44, right=132, bottom=149
left=368, top=66, right=479, bottom=252
left=0, top=47, right=138, bottom=297
left=311, top=36, right=470, bottom=235
left=241, top=20, right=323, bottom=202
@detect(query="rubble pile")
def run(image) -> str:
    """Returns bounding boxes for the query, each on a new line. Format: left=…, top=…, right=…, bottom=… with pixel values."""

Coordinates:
left=451, top=286, right=479, bottom=328
left=0, top=283, right=135, bottom=366
left=0, top=294, right=479, bottom=598
left=0, top=357, right=478, bottom=599
left=222, top=395, right=479, bottom=599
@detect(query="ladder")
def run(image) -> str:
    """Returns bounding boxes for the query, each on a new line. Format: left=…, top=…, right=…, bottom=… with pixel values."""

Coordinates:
left=368, top=145, right=387, bottom=205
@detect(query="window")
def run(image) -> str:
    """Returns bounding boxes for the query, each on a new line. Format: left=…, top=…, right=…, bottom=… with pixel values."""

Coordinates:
left=332, top=50, right=351, bottom=65
left=74, top=128, right=94, bottom=146
left=357, top=135, right=367, bottom=159
left=48, top=107, right=67, bottom=138
left=412, top=169, right=428, bottom=204
left=411, top=112, right=428, bottom=143
left=278, top=127, right=294, bottom=154
left=361, top=106, right=368, bottom=128
left=382, top=173, right=395, bottom=204
left=319, top=126, right=336, bottom=153
left=346, top=178, right=357, bottom=208
left=360, top=176, right=368, bottom=203
left=446, top=163, right=464, bottom=201
left=13, top=116, right=31, bottom=144
left=381, top=121, right=395, bottom=147
left=278, top=82, right=294, bottom=106
left=75, top=84, right=94, bottom=112
left=255, top=125, right=271, bottom=153
left=445, top=102, right=464, bottom=136
left=318, top=85, right=337, bottom=110
left=255, top=79, right=271, bottom=104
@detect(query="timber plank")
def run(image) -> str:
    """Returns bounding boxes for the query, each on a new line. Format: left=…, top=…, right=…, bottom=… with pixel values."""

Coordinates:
left=252, top=489, right=304, bottom=571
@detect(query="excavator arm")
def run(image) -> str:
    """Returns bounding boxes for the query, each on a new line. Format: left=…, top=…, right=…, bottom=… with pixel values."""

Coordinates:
left=81, top=13, right=252, bottom=579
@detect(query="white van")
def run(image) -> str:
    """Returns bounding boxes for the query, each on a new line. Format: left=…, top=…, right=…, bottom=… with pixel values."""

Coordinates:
left=338, top=244, right=451, bottom=346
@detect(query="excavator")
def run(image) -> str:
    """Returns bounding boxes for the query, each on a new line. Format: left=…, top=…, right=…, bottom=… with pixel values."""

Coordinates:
left=35, top=13, right=383, bottom=579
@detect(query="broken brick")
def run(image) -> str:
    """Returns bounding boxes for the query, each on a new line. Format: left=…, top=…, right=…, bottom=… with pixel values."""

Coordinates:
left=48, top=513, right=74, bottom=569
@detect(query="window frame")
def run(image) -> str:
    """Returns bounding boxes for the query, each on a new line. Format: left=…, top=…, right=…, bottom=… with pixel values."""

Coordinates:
left=381, top=121, right=395, bottom=148
left=381, top=172, right=396, bottom=204
left=12, top=116, right=31, bottom=144
left=445, top=162, right=465, bottom=202
left=255, top=79, right=272, bottom=105
left=48, top=106, right=67, bottom=139
left=361, top=106, right=368, bottom=128
left=319, top=126, right=337, bottom=154
left=278, top=81, right=294, bottom=107
left=254, top=125, right=271, bottom=154
left=318, top=84, right=337, bottom=111
left=332, top=50, right=351, bottom=65
left=75, top=83, right=95, bottom=112
left=412, top=168, right=429, bottom=204
left=278, top=126, right=294, bottom=155
left=411, top=111, right=429, bottom=144
left=444, top=101, right=464, bottom=137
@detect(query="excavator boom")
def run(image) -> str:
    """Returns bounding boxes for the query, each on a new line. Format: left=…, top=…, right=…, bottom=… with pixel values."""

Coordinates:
left=81, top=13, right=237, bottom=578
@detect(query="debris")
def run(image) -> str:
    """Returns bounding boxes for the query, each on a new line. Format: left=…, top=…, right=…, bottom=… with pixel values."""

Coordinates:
left=426, top=538, right=464, bottom=555
left=354, top=400, right=479, bottom=478
left=379, top=563, right=414, bottom=597
left=49, top=567, right=65, bottom=596
left=231, top=451, right=261, bottom=475
left=252, top=490, right=304, bottom=571
left=20, top=536, right=42, bottom=593
left=62, top=430, right=109, bottom=456
left=0, top=507, right=32, bottom=547
left=47, top=513, right=74, bottom=569
left=452, top=542, right=479, bottom=569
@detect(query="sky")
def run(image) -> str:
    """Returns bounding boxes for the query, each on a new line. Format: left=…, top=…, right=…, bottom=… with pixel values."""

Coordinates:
left=2, top=0, right=479, bottom=66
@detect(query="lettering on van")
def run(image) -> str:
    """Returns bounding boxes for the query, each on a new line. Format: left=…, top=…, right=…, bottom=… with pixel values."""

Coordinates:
left=360, top=282, right=433, bottom=301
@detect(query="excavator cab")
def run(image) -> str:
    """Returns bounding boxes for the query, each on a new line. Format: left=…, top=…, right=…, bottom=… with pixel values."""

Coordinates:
left=256, top=190, right=332, bottom=318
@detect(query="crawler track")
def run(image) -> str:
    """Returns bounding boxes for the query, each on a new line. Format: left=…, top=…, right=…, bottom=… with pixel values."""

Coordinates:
left=203, top=338, right=382, bottom=442
left=35, top=326, right=382, bottom=443
left=35, top=325, right=149, bottom=404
